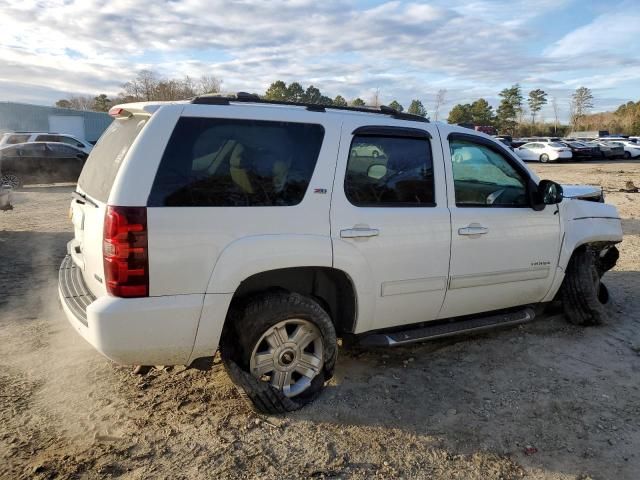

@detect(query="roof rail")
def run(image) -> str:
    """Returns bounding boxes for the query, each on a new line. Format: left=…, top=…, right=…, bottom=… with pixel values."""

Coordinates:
left=12, top=131, right=60, bottom=134
left=191, top=92, right=429, bottom=123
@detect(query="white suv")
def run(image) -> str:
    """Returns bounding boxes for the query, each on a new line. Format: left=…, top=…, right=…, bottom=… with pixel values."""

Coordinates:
left=0, top=132, right=93, bottom=154
left=59, top=94, right=622, bottom=413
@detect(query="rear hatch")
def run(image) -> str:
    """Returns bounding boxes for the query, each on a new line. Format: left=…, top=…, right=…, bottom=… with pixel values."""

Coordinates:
left=70, top=115, right=149, bottom=296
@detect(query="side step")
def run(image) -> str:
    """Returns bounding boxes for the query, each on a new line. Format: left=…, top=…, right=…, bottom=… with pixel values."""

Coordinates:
left=358, top=307, right=535, bottom=347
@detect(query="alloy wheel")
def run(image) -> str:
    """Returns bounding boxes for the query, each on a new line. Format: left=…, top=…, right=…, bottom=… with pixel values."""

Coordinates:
left=250, top=318, right=324, bottom=398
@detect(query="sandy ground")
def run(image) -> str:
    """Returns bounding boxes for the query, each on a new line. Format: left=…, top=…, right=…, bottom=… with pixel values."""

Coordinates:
left=0, top=161, right=639, bottom=480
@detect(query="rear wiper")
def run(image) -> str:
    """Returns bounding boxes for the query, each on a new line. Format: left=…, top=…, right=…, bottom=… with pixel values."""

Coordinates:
left=72, top=191, right=98, bottom=208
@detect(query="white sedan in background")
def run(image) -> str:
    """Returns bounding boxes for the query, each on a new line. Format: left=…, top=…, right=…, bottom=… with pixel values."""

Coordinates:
left=515, top=142, right=573, bottom=162
left=605, top=141, right=640, bottom=159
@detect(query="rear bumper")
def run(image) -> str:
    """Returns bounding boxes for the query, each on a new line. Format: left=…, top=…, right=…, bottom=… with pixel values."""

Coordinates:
left=58, top=255, right=231, bottom=365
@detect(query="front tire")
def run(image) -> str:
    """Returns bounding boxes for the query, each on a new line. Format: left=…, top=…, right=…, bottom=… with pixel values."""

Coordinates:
left=624, top=151, right=631, bottom=159
left=540, top=153, right=549, bottom=163
left=220, top=292, right=337, bottom=414
left=560, top=248, right=609, bottom=326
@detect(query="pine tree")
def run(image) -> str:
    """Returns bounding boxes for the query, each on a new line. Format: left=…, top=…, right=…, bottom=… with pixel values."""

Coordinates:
left=528, top=89, right=548, bottom=125
left=407, top=99, right=427, bottom=117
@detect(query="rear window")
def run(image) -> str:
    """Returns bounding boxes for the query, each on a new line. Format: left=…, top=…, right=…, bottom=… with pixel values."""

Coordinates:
left=6, top=134, right=30, bottom=144
left=78, top=117, right=146, bottom=202
left=549, top=142, right=565, bottom=148
left=148, top=117, right=325, bottom=207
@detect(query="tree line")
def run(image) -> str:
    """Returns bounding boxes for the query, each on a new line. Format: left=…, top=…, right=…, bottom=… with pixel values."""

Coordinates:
left=446, top=85, right=598, bottom=136
left=578, top=100, right=640, bottom=136
left=263, top=80, right=430, bottom=118
left=55, top=70, right=639, bottom=135
left=55, top=70, right=222, bottom=112
left=55, top=72, right=431, bottom=119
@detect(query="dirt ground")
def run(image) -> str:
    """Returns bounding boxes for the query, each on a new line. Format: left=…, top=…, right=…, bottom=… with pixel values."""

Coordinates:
left=1, top=161, right=639, bottom=480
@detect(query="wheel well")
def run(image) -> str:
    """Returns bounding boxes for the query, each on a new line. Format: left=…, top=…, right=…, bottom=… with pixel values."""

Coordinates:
left=566, top=242, right=619, bottom=274
left=231, top=267, right=357, bottom=335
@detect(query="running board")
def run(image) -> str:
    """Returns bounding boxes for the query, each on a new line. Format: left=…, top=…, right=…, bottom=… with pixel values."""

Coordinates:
left=358, top=307, right=535, bottom=347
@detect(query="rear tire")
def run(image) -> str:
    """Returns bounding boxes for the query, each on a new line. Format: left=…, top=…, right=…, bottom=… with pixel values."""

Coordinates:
left=1, top=173, right=22, bottom=189
left=220, top=292, right=337, bottom=414
left=560, top=248, right=609, bottom=326
left=624, top=151, right=631, bottom=159
left=540, top=154, right=549, bottom=163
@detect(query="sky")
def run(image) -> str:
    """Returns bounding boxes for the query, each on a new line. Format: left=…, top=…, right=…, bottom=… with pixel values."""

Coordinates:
left=1, top=0, right=639, bottom=121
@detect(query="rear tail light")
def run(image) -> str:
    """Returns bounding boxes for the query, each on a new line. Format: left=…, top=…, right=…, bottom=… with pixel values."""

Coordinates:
left=103, top=206, right=149, bottom=297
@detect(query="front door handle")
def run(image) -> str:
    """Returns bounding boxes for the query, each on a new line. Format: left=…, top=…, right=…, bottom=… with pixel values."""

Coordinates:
left=340, top=227, right=379, bottom=238
left=458, top=223, right=489, bottom=236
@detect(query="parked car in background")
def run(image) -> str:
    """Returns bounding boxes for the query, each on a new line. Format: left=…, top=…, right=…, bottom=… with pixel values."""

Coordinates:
left=572, top=141, right=604, bottom=157
left=474, top=125, right=498, bottom=135
left=350, top=142, right=385, bottom=158
left=0, top=132, right=93, bottom=154
left=494, top=136, right=514, bottom=150
left=587, top=141, right=624, bottom=159
left=0, top=142, right=87, bottom=187
left=557, top=141, right=598, bottom=160
left=604, top=140, right=640, bottom=159
left=519, top=137, right=563, bottom=143
left=515, top=142, right=572, bottom=162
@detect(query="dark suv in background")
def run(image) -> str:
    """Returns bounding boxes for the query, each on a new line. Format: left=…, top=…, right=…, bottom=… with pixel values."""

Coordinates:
left=0, top=142, right=87, bottom=187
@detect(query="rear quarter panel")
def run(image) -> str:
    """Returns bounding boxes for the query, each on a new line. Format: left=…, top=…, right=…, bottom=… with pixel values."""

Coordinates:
left=143, top=105, right=341, bottom=296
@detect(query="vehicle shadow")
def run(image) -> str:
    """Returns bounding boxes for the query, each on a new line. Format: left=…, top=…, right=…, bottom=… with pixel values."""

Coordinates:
left=291, top=269, right=640, bottom=478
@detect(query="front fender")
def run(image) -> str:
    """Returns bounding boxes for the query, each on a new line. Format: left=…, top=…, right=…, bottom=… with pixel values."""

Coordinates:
left=206, top=234, right=333, bottom=294
left=558, top=199, right=623, bottom=271
left=542, top=199, right=622, bottom=303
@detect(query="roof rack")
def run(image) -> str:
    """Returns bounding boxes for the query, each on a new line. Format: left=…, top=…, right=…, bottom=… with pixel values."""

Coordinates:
left=191, top=92, right=429, bottom=123
left=12, top=131, right=59, bottom=134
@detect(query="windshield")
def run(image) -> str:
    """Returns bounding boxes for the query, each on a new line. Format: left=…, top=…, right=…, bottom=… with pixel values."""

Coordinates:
left=77, top=116, right=147, bottom=202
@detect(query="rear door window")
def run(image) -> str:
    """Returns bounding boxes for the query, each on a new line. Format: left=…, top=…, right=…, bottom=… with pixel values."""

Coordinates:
left=78, top=117, right=147, bottom=202
left=148, top=117, right=325, bottom=207
left=344, top=134, right=435, bottom=207
left=19, top=144, right=47, bottom=157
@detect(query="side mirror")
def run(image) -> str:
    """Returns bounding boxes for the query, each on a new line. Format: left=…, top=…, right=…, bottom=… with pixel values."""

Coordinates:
left=530, top=179, right=563, bottom=210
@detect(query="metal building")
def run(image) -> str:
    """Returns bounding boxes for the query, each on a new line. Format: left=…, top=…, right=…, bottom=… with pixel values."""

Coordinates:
left=0, top=102, right=112, bottom=143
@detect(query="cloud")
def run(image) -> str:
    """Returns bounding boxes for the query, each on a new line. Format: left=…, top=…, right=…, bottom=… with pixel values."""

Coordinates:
left=545, top=10, right=640, bottom=59
left=0, top=0, right=637, bottom=116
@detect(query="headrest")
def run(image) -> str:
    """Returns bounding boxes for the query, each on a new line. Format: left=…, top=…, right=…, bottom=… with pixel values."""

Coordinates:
left=229, top=144, right=247, bottom=168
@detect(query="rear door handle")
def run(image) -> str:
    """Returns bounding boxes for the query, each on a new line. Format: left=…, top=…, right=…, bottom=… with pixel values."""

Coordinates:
left=340, top=227, right=379, bottom=238
left=458, top=223, right=489, bottom=236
